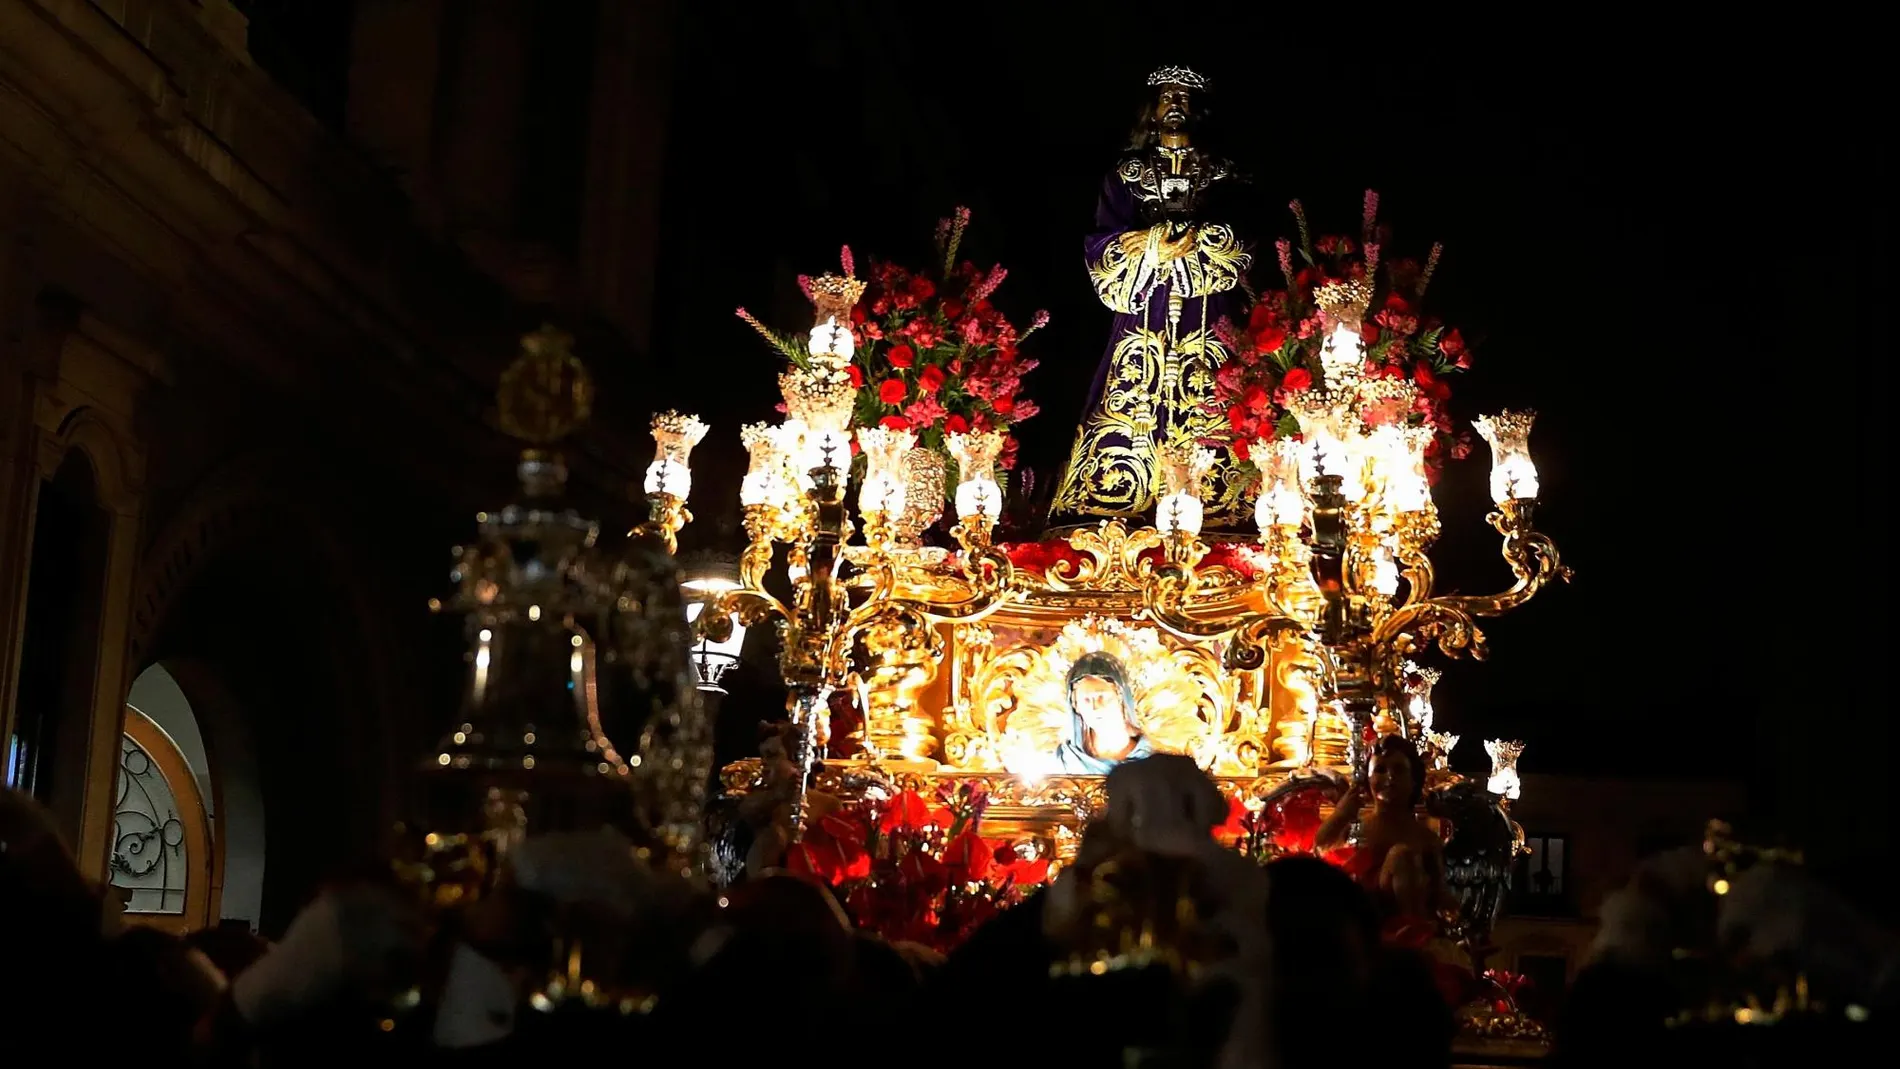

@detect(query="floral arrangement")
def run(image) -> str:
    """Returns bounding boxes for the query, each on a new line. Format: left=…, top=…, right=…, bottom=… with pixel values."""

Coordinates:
left=1207, top=190, right=1474, bottom=485
left=785, top=781, right=1051, bottom=953
left=736, top=208, right=1047, bottom=474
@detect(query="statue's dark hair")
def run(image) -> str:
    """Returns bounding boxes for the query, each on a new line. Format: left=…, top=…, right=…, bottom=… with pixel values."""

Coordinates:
left=1123, top=83, right=1219, bottom=153
left=1372, top=733, right=1427, bottom=808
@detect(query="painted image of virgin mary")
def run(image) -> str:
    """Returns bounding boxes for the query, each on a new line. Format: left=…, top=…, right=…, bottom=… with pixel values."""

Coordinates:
left=1053, top=652, right=1155, bottom=775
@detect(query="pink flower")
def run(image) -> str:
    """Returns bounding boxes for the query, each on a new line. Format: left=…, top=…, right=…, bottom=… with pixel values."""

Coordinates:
left=903, top=395, right=946, bottom=427
left=968, top=265, right=1008, bottom=304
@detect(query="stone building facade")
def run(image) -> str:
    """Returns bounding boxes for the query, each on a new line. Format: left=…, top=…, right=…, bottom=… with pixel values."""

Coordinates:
left=0, top=0, right=676, bottom=933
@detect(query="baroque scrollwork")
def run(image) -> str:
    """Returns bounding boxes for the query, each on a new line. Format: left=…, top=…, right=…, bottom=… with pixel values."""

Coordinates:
left=1049, top=327, right=1245, bottom=521
left=1375, top=499, right=1572, bottom=663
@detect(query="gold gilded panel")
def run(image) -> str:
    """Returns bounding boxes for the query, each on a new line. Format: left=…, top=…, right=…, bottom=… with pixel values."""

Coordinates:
left=938, top=612, right=1270, bottom=777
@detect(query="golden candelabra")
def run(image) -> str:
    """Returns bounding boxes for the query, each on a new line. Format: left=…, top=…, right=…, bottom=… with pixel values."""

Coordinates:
left=643, top=273, right=1020, bottom=836
left=1142, top=285, right=1570, bottom=773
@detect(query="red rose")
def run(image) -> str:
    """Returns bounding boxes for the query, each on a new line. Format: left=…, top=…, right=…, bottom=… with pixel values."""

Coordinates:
left=1233, top=438, right=1252, bottom=461
left=991, top=394, right=1015, bottom=415
left=879, top=415, right=912, bottom=431
left=942, top=299, right=964, bottom=320
left=918, top=365, right=946, bottom=394
left=887, top=344, right=915, bottom=369
left=1360, top=322, right=1381, bottom=345
left=944, top=414, right=969, bottom=434
left=1254, top=324, right=1288, bottom=352
left=850, top=306, right=866, bottom=324
left=1243, top=384, right=1270, bottom=412
left=847, top=365, right=864, bottom=388
left=879, top=378, right=908, bottom=405
left=1413, top=362, right=1450, bottom=401
left=1281, top=367, right=1313, bottom=392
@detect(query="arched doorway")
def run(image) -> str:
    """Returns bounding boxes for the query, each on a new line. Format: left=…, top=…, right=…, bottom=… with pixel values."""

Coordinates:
left=109, top=704, right=217, bottom=932
left=108, top=663, right=268, bottom=932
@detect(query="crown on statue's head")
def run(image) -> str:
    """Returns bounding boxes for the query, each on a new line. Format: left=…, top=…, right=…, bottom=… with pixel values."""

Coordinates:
left=1147, top=65, right=1210, bottom=91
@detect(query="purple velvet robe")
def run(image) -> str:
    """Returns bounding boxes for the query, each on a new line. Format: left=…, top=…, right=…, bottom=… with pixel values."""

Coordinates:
left=1048, top=148, right=1253, bottom=528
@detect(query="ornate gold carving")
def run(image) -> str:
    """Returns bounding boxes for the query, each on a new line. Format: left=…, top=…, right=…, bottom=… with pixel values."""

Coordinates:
left=1314, top=277, right=1373, bottom=327
left=1049, top=328, right=1244, bottom=521
left=779, top=367, right=855, bottom=432
left=1046, top=520, right=1162, bottom=592
left=954, top=614, right=1263, bottom=777
left=496, top=325, right=593, bottom=445
left=806, top=273, right=866, bottom=326
left=893, top=448, right=946, bottom=546
left=1376, top=498, right=1572, bottom=663
left=852, top=604, right=943, bottom=762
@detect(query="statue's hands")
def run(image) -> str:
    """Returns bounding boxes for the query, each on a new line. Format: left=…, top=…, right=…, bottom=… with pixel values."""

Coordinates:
left=1159, top=225, right=1198, bottom=262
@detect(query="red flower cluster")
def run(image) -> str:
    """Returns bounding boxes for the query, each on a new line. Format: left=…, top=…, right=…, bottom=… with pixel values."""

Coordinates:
left=785, top=781, right=1050, bottom=953
left=1206, top=191, right=1475, bottom=485
left=736, top=209, right=1046, bottom=475
left=1235, top=779, right=1348, bottom=862
left=1000, top=538, right=1264, bottom=581
left=847, top=208, right=1046, bottom=470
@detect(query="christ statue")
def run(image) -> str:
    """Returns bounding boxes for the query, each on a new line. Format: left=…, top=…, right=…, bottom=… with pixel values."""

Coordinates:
left=1048, top=64, right=1254, bottom=529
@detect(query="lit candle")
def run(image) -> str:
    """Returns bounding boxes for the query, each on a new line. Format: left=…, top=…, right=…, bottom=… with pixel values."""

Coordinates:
left=1473, top=411, right=1539, bottom=504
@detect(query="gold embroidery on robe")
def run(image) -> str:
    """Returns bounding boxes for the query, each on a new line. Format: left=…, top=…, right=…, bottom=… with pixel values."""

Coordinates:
left=1086, top=224, right=1251, bottom=315
left=1050, top=326, right=1250, bottom=524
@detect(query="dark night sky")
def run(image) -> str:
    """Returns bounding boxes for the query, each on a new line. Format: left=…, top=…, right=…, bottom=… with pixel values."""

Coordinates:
left=648, top=5, right=1886, bottom=790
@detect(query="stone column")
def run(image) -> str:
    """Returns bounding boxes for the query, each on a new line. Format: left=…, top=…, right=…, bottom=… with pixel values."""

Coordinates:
left=0, top=200, right=39, bottom=758
left=20, top=316, right=158, bottom=876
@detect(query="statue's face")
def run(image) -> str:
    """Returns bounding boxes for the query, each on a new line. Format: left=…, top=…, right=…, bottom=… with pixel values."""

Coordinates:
left=1370, top=748, right=1414, bottom=808
left=1072, top=675, right=1127, bottom=735
left=1154, top=85, right=1195, bottom=131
